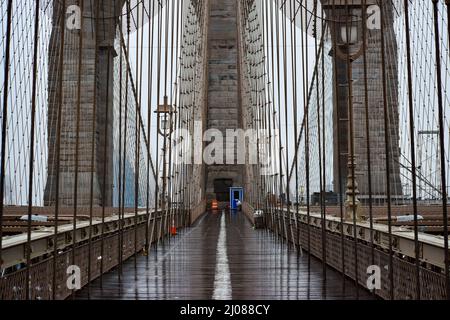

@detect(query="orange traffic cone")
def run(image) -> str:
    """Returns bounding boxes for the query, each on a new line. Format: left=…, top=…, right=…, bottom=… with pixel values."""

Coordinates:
left=211, top=200, right=218, bottom=210
left=171, top=217, right=177, bottom=235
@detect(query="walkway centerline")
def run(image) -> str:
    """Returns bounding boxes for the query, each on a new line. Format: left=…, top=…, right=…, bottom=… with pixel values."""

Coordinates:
left=213, top=212, right=232, bottom=300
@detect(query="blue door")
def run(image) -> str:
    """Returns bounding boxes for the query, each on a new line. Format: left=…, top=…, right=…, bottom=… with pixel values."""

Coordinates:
left=230, top=187, right=243, bottom=210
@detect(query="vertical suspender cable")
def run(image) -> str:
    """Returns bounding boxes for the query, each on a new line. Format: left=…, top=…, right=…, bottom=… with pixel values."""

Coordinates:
left=261, top=0, right=270, bottom=231
left=0, top=0, right=13, bottom=273
left=270, top=0, right=281, bottom=240
left=117, top=2, right=125, bottom=279
left=99, top=1, right=113, bottom=287
left=25, top=0, right=41, bottom=300
left=432, top=0, right=450, bottom=299
left=145, top=0, right=156, bottom=252
left=313, top=0, right=326, bottom=282
left=154, top=0, right=162, bottom=245
left=170, top=0, right=177, bottom=240
left=330, top=0, right=347, bottom=296
left=168, top=0, right=177, bottom=242
left=404, top=0, right=421, bottom=300
left=264, top=0, right=275, bottom=232
left=87, top=0, right=101, bottom=297
left=52, top=0, right=67, bottom=300
left=134, top=0, right=142, bottom=268
left=291, top=0, right=301, bottom=253
left=161, top=0, right=170, bottom=243
left=301, top=0, right=312, bottom=266
left=379, top=0, right=394, bottom=300
left=173, top=0, right=182, bottom=230
left=120, top=0, right=131, bottom=276
left=361, top=0, right=376, bottom=282
left=344, top=0, right=359, bottom=299
left=275, top=0, right=287, bottom=243
left=71, top=0, right=85, bottom=300
left=282, top=0, right=294, bottom=250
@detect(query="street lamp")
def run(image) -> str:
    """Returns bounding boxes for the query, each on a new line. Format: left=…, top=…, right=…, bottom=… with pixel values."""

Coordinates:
left=300, top=185, right=305, bottom=206
left=322, top=0, right=373, bottom=221
left=154, top=96, right=176, bottom=209
left=155, top=96, right=176, bottom=137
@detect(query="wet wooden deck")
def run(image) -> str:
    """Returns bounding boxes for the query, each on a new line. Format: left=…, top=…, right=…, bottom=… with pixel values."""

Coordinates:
left=75, top=211, right=374, bottom=300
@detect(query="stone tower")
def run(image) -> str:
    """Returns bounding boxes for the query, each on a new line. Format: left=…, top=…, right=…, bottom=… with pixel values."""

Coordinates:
left=204, top=0, right=244, bottom=204
left=44, top=1, right=122, bottom=207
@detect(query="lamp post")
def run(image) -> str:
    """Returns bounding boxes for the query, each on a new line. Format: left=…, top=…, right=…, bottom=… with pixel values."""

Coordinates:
left=322, top=0, right=372, bottom=221
left=300, top=185, right=305, bottom=206
left=417, top=130, right=440, bottom=201
left=154, top=95, right=176, bottom=210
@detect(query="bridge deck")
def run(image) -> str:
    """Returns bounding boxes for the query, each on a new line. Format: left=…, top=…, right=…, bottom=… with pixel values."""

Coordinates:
left=76, top=212, right=373, bottom=300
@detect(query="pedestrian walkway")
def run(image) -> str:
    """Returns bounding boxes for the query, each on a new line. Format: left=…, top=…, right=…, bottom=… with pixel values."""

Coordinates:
left=76, top=211, right=373, bottom=300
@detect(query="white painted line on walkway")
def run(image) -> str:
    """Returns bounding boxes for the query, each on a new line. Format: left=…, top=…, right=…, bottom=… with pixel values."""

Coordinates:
left=212, top=213, right=232, bottom=300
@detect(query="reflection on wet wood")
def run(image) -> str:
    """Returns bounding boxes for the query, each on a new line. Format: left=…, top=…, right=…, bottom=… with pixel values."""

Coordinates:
left=76, top=212, right=374, bottom=300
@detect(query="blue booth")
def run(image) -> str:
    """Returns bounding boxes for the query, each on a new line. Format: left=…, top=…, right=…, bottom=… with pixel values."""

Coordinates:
left=229, top=187, right=244, bottom=210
